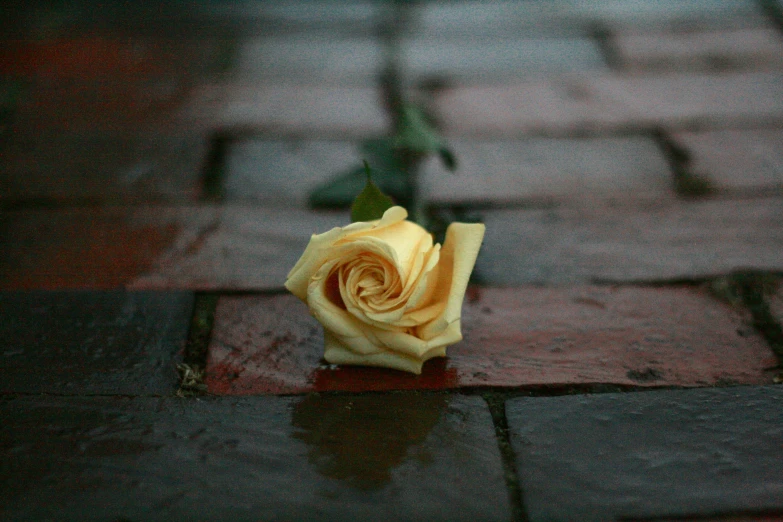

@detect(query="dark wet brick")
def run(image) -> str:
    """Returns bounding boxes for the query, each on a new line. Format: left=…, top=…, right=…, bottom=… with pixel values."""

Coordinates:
left=1, top=135, right=207, bottom=204
left=628, top=514, right=783, bottom=522
left=409, top=1, right=764, bottom=38
left=770, top=282, right=783, bottom=327
left=506, top=386, right=783, bottom=521
left=0, top=207, right=182, bottom=290
left=0, top=394, right=510, bottom=521
left=205, top=287, right=774, bottom=395
left=11, top=79, right=198, bottom=136
left=0, top=37, right=225, bottom=81
left=1, top=1, right=380, bottom=39
left=477, top=198, right=783, bottom=284
left=0, top=291, right=192, bottom=394
left=2, top=36, right=227, bottom=136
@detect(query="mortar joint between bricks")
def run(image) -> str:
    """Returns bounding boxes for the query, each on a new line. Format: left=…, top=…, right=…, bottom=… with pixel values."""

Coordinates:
left=177, top=292, right=219, bottom=397
left=733, top=271, right=783, bottom=373
left=481, top=391, right=529, bottom=522
left=651, top=128, right=716, bottom=199
left=200, top=132, right=231, bottom=202
left=589, top=22, right=622, bottom=71
left=757, top=0, right=783, bottom=35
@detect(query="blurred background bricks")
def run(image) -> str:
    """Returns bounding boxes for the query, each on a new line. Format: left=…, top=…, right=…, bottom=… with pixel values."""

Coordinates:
left=2, top=1, right=783, bottom=519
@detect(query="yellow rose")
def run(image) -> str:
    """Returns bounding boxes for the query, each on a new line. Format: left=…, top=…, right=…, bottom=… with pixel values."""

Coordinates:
left=285, top=206, right=485, bottom=374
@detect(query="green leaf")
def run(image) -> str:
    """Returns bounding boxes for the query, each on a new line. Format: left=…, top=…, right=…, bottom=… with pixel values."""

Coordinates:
left=393, top=104, right=445, bottom=154
left=309, top=139, right=413, bottom=209
left=351, top=161, right=395, bottom=222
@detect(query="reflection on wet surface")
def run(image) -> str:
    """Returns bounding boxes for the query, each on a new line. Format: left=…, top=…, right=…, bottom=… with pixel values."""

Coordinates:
left=291, top=393, right=449, bottom=491
left=309, top=356, right=460, bottom=393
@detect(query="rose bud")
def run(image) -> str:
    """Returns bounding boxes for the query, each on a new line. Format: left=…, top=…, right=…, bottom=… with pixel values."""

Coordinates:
left=286, top=206, right=485, bottom=374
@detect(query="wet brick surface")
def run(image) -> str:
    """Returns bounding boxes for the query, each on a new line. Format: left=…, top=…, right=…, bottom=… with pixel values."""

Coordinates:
left=205, top=287, right=774, bottom=395
left=506, top=386, right=783, bottom=521
left=3, top=1, right=783, bottom=519
left=476, top=198, right=783, bottom=284
left=454, top=286, right=776, bottom=388
left=0, top=291, right=192, bottom=395
left=0, top=394, right=510, bottom=521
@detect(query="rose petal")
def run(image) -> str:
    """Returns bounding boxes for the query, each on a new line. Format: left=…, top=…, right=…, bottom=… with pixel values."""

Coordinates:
left=418, top=222, right=485, bottom=341
left=324, top=331, right=437, bottom=375
left=285, top=206, right=409, bottom=300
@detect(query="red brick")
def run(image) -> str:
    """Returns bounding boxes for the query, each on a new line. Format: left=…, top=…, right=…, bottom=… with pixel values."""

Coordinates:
left=189, top=83, right=388, bottom=137
left=421, top=136, right=673, bottom=204
left=670, top=128, right=783, bottom=195
left=0, top=37, right=223, bottom=81
left=11, top=79, right=197, bottom=135
left=245, top=1, right=382, bottom=33
left=476, top=197, right=783, bottom=284
left=454, top=286, right=775, bottom=388
left=128, top=207, right=348, bottom=290
left=434, top=72, right=783, bottom=135
left=401, top=37, right=606, bottom=83
left=206, top=295, right=460, bottom=395
left=234, top=36, right=383, bottom=86
left=410, top=1, right=764, bottom=38
left=614, top=28, right=783, bottom=72
left=205, top=286, right=775, bottom=395
left=224, top=139, right=360, bottom=205
left=0, top=206, right=347, bottom=291
left=1, top=134, right=207, bottom=203
left=604, top=71, right=783, bottom=126
left=433, top=76, right=628, bottom=136
left=0, top=208, right=179, bottom=290
left=4, top=36, right=227, bottom=136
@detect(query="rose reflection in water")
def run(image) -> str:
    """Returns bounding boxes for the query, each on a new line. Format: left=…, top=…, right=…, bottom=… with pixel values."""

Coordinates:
left=291, top=393, right=449, bottom=491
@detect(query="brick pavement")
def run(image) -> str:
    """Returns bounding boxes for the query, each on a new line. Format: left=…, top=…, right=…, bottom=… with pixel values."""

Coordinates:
left=1, top=1, right=783, bottom=520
